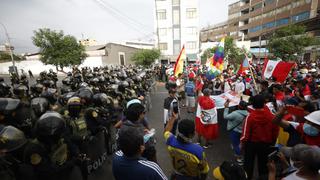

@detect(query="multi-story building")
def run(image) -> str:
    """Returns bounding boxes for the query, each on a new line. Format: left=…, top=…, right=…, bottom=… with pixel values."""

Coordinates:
left=200, top=0, right=320, bottom=59
left=154, top=0, right=199, bottom=63
left=200, top=21, right=228, bottom=43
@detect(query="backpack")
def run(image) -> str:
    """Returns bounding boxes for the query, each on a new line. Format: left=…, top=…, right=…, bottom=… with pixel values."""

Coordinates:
left=33, top=139, right=68, bottom=166
left=69, top=117, right=88, bottom=138
left=219, top=161, right=247, bottom=180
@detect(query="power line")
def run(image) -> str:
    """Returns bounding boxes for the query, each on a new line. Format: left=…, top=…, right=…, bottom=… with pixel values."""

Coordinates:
left=93, top=0, right=151, bottom=36
left=101, top=0, right=153, bottom=31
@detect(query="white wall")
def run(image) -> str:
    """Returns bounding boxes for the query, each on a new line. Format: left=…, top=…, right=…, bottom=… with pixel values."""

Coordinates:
left=0, top=56, right=103, bottom=75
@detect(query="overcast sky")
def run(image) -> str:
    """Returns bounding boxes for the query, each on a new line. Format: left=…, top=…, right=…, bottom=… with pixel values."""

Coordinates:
left=0, top=0, right=237, bottom=53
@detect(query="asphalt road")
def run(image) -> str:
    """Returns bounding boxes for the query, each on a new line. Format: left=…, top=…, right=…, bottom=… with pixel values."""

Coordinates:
left=1, top=75, right=234, bottom=179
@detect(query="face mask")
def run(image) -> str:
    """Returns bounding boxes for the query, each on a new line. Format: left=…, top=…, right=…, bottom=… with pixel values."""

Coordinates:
left=303, top=123, right=319, bottom=137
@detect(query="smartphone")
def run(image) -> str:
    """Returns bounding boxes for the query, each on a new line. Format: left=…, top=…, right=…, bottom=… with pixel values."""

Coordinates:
left=268, top=150, right=279, bottom=161
left=172, top=101, right=179, bottom=114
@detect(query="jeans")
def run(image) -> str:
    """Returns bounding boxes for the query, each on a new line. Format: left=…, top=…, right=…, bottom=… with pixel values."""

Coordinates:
left=230, top=130, right=241, bottom=156
left=243, top=141, right=272, bottom=180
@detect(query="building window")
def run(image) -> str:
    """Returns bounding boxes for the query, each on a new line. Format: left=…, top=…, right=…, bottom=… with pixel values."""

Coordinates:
left=159, top=28, right=167, bottom=36
left=172, top=0, right=180, bottom=6
left=249, top=25, right=262, bottom=33
left=264, top=0, right=274, bottom=6
left=186, top=8, right=197, bottom=19
left=276, top=18, right=289, bottom=26
left=173, top=43, right=181, bottom=55
left=173, top=28, right=180, bottom=40
left=186, top=41, right=196, bottom=50
left=159, top=43, right=168, bottom=50
left=186, top=27, right=197, bottom=35
left=292, top=11, right=310, bottom=23
left=157, top=10, right=166, bottom=20
left=173, top=9, right=180, bottom=25
left=262, top=21, right=275, bottom=29
left=119, top=52, right=125, bottom=65
left=251, top=3, right=263, bottom=12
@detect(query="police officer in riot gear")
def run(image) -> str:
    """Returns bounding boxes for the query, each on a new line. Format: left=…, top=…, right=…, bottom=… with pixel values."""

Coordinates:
left=0, top=125, right=35, bottom=180
left=24, top=111, right=82, bottom=180
left=64, top=97, right=89, bottom=155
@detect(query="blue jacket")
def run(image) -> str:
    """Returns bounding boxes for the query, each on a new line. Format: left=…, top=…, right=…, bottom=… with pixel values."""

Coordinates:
left=223, top=108, right=248, bottom=133
left=112, top=151, right=167, bottom=180
left=185, top=81, right=195, bottom=96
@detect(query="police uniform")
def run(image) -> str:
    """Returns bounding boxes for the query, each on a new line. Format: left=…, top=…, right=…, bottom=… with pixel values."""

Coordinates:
left=164, top=131, right=209, bottom=179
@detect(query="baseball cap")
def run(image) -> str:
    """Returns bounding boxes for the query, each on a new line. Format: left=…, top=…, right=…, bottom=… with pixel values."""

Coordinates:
left=304, top=110, right=320, bottom=126
left=126, top=99, right=141, bottom=108
left=281, top=144, right=320, bottom=170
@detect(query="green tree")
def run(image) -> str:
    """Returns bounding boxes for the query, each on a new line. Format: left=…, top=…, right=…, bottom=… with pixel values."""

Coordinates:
left=267, top=24, right=318, bottom=61
left=0, top=52, right=22, bottom=62
left=131, top=49, right=160, bottom=67
left=200, top=47, right=216, bottom=64
left=32, top=28, right=87, bottom=72
left=224, top=36, right=246, bottom=68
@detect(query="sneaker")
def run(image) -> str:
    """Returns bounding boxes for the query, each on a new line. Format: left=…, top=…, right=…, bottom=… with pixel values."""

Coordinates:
left=203, top=145, right=211, bottom=149
left=236, top=158, right=244, bottom=165
left=195, top=142, right=200, bottom=145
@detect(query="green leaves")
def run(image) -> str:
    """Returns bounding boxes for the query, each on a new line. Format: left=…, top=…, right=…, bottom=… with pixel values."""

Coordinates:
left=32, top=28, right=87, bottom=71
left=131, top=49, right=160, bottom=67
left=267, top=24, right=317, bottom=61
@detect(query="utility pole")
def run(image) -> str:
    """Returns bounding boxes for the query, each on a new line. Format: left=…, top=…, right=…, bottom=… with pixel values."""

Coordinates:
left=154, top=0, right=160, bottom=51
left=0, top=22, right=17, bottom=75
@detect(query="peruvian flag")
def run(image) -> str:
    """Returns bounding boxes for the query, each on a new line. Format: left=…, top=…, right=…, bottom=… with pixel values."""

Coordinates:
left=195, top=96, right=219, bottom=140
left=237, top=57, right=250, bottom=75
left=262, top=59, right=295, bottom=83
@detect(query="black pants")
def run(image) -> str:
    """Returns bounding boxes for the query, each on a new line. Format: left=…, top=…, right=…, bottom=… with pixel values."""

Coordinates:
left=243, top=141, right=272, bottom=180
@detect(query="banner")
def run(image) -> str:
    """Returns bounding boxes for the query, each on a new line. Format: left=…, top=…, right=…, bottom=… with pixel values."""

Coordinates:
left=211, top=91, right=249, bottom=109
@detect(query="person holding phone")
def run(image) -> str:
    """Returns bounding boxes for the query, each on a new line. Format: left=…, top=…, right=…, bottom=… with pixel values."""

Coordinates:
left=164, top=89, right=180, bottom=135
left=224, top=99, right=248, bottom=165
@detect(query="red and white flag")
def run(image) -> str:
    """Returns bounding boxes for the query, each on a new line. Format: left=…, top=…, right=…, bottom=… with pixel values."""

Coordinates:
left=195, top=96, right=219, bottom=140
left=262, top=59, right=295, bottom=83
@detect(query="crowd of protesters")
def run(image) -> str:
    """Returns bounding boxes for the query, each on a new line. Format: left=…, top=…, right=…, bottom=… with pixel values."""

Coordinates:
left=1, top=59, right=320, bottom=180
left=156, top=59, right=320, bottom=180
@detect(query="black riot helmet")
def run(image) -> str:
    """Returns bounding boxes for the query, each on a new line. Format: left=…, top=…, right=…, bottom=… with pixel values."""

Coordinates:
left=67, top=97, right=82, bottom=117
left=0, top=125, right=27, bottom=153
left=41, top=89, right=58, bottom=105
left=0, top=98, right=21, bottom=115
left=58, top=92, right=75, bottom=106
left=30, top=83, right=44, bottom=96
left=77, top=87, right=93, bottom=106
left=93, top=93, right=113, bottom=108
left=0, top=81, right=11, bottom=97
left=35, top=111, right=66, bottom=144
left=13, top=84, right=28, bottom=98
left=31, top=97, right=49, bottom=117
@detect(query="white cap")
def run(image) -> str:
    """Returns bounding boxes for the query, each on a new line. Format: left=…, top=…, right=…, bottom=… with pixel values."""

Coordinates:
left=300, top=68, right=308, bottom=74
left=126, top=99, right=141, bottom=108
left=309, top=69, right=317, bottom=73
left=305, top=110, right=320, bottom=126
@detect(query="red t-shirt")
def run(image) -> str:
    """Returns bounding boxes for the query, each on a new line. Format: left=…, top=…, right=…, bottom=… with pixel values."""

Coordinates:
left=290, top=122, right=320, bottom=146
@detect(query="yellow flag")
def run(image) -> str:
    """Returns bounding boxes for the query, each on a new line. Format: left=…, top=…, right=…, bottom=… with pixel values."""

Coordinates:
left=173, top=45, right=186, bottom=77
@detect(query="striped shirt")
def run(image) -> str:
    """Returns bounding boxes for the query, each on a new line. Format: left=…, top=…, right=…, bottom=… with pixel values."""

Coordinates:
left=112, top=151, right=168, bottom=180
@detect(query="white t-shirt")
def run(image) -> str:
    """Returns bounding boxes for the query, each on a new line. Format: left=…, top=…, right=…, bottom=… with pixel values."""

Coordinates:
left=235, top=82, right=245, bottom=94
left=282, top=171, right=306, bottom=180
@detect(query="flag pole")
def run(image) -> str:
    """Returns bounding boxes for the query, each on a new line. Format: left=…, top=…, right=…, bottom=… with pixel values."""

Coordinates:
left=242, top=49, right=259, bottom=93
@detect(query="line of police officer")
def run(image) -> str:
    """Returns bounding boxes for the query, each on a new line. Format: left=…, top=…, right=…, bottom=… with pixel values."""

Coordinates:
left=0, top=65, right=156, bottom=180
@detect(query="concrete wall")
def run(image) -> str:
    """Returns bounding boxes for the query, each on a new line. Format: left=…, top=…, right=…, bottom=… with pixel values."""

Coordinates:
left=0, top=56, right=103, bottom=75
left=103, top=43, right=139, bottom=66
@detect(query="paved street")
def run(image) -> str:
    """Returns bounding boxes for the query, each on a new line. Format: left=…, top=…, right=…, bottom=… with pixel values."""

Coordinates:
left=2, top=75, right=234, bottom=179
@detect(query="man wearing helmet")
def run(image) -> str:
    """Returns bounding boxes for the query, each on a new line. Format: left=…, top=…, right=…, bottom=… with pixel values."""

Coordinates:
left=23, top=111, right=81, bottom=180
left=0, top=125, right=35, bottom=180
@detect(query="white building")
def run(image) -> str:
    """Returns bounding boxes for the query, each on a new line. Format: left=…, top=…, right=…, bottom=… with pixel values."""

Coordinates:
left=154, top=0, right=199, bottom=63
left=121, top=41, right=155, bottom=50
